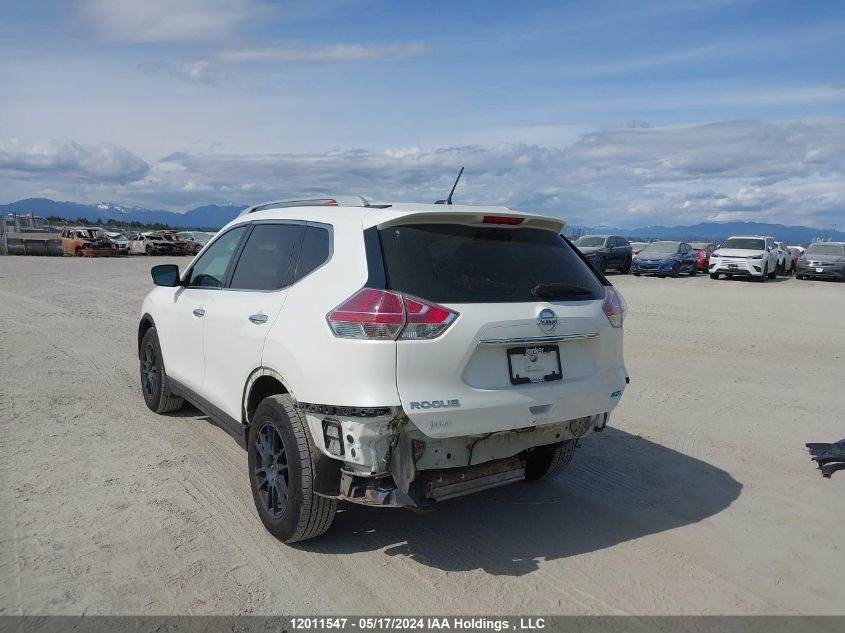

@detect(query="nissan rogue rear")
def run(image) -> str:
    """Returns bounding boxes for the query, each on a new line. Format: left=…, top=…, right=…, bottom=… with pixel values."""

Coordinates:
left=137, top=197, right=629, bottom=542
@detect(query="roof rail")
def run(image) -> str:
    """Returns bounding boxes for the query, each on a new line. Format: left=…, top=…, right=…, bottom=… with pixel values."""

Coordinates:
left=238, top=195, right=377, bottom=216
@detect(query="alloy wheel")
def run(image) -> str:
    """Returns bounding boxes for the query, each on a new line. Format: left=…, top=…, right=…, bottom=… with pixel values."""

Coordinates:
left=142, top=343, right=157, bottom=398
left=253, top=423, right=289, bottom=519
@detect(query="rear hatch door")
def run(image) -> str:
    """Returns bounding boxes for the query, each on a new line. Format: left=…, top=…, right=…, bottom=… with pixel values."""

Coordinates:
left=378, top=214, right=627, bottom=438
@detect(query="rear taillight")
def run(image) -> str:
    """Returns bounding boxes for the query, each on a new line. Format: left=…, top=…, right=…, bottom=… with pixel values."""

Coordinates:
left=602, top=286, right=627, bottom=328
left=401, top=296, right=457, bottom=340
left=326, top=288, right=404, bottom=339
left=327, top=288, right=458, bottom=340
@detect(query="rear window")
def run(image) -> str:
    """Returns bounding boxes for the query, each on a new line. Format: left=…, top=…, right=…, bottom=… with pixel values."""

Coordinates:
left=378, top=223, right=604, bottom=303
left=805, top=243, right=845, bottom=256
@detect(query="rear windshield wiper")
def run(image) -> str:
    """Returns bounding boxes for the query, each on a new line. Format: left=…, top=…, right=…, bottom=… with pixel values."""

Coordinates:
left=531, top=283, right=594, bottom=299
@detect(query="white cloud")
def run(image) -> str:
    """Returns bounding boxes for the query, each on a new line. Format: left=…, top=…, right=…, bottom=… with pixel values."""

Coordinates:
left=0, top=140, right=149, bottom=183
left=141, top=42, right=427, bottom=85
left=138, top=60, right=223, bottom=86
left=2, top=119, right=843, bottom=228
left=219, top=42, right=427, bottom=64
left=81, top=0, right=261, bottom=43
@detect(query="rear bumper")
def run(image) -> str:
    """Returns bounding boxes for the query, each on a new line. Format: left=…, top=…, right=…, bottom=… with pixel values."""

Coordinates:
left=334, top=412, right=611, bottom=508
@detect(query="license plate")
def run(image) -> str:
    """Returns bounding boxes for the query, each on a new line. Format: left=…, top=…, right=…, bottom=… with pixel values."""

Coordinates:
left=729, top=264, right=738, bottom=269
left=507, top=345, right=562, bottom=385
left=816, top=267, right=824, bottom=273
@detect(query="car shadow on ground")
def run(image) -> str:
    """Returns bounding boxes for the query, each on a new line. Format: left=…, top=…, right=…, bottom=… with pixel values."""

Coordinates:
left=712, top=276, right=792, bottom=283
left=299, top=427, right=742, bottom=576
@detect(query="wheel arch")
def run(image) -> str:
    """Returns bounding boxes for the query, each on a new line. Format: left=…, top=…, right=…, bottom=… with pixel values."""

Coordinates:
left=137, top=313, right=156, bottom=359
left=242, top=367, right=292, bottom=427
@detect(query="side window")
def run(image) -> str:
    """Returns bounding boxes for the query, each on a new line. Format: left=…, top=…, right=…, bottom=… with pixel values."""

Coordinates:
left=229, top=223, right=305, bottom=291
left=187, top=225, right=248, bottom=288
left=294, top=226, right=331, bottom=282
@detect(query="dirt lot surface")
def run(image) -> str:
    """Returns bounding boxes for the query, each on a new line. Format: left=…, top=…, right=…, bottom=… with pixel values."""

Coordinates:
left=1, top=256, right=843, bottom=615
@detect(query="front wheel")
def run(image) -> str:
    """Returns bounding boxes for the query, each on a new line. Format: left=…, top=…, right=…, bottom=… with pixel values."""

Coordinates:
left=620, top=258, right=631, bottom=274
left=139, top=327, right=184, bottom=413
left=524, top=440, right=577, bottom=482
left=768, top=264, right=777, bottom=279
left=248, top=395, right=337, bottom=543
left=671, top=262, right=680, bottom=278
left=758, top=264, right=768, bottom=282
left=597, top=257, right=607, bottom=274
left=690, top=265, right=697, bottom=276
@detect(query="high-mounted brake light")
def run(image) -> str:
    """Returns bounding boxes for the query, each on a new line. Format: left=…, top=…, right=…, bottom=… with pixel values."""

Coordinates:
left=602, top=286, right=627, bottom=328
left=323, top=199, right=338, bottom=206
left=327, top=289, right=458, bottom=340
left=482, top=215, right=524, bottom=225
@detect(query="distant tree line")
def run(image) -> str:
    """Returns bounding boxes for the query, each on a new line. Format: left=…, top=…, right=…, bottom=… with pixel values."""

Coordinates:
left=45, top=216, right=217, bottom=232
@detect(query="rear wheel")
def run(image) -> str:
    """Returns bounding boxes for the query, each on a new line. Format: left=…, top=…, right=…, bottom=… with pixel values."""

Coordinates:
left=524, top=440, right=577, bottom=482
left=690, top=265, right=697, bottom=276
left=710, top=273, right=719, bottom=280
left=248, top=395, right=337, bottom=543
left=597, top=257, right=607, bottom=274
left=140, top=327, right=184, bottom=413
left=620, top=258, right=631, bottom=274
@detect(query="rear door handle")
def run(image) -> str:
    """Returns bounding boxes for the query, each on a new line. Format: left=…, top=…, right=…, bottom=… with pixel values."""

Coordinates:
left=193, top=307, right=205, bottom=317
left=249, top=312, right=268, bottom=324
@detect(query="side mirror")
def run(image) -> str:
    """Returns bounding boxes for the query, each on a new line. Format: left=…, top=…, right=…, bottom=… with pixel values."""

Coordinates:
left=151, top=264, right=181, bottom=287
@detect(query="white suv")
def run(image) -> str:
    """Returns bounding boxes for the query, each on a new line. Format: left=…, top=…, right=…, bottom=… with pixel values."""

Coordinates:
left=709, top=235, right=779, bottom=281
left=138, top=197, right=629, bottom=542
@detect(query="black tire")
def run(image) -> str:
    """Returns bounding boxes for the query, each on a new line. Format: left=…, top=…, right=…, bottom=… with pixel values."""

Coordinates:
left=758, top=264, right=768, bottom=282
left=768, top=263, right=777, bottom=279
left=671, top=262, right=680, bottom=278
left=248, top=395, right=337, bottom=543
left=633, top=272, right=641, bottom=277
left=597, top=257, right=607, bottom=274
left=710, top=273, right=719, bottom=280
left=140, top=327, right=184, bottom=414
left=725, top=274, right=733, bottom=279
left=75, top=247, right=83, bottom=257
left=145, top=245, right=153, bottom=256
left=690, top=265, right=697, bottom=276
left=796, top=274, right=803, bottom=280
left=620, top=258, right=631, bottom=274
left=525, top=440, right=577, bottom=482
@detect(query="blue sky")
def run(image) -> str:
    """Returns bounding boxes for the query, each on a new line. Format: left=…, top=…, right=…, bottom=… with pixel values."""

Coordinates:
left=1, top=0, right=843, bottom=228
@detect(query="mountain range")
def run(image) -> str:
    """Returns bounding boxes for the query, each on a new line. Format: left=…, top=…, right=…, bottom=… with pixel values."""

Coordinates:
left=2, top=197, right=842, bottom=244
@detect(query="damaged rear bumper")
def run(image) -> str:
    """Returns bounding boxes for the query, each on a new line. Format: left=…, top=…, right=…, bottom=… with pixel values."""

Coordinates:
left=304, top=404, right=610, bottom=508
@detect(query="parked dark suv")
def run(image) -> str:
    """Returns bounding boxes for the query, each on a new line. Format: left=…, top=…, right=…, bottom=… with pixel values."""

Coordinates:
left=573, top=235, right=632, bottom=274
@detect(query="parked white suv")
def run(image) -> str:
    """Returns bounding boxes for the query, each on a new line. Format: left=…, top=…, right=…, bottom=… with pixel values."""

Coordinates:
left=137, top=197, right=629, bottom=542
left=709, top=236, right=779, bottom=281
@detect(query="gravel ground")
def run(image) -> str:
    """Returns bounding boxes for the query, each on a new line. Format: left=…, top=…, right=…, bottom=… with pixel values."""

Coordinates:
left=0, top=256, right=843, bottom=615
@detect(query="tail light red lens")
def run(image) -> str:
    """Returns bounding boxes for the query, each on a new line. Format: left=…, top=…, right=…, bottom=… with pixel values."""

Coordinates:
left=482, top=215, right=524, bottom=225
left=602, top=286, right=627, bottom=328
left=327, top=289, right=458, bottom=340
left=401, top=296, right=457, bottom=340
